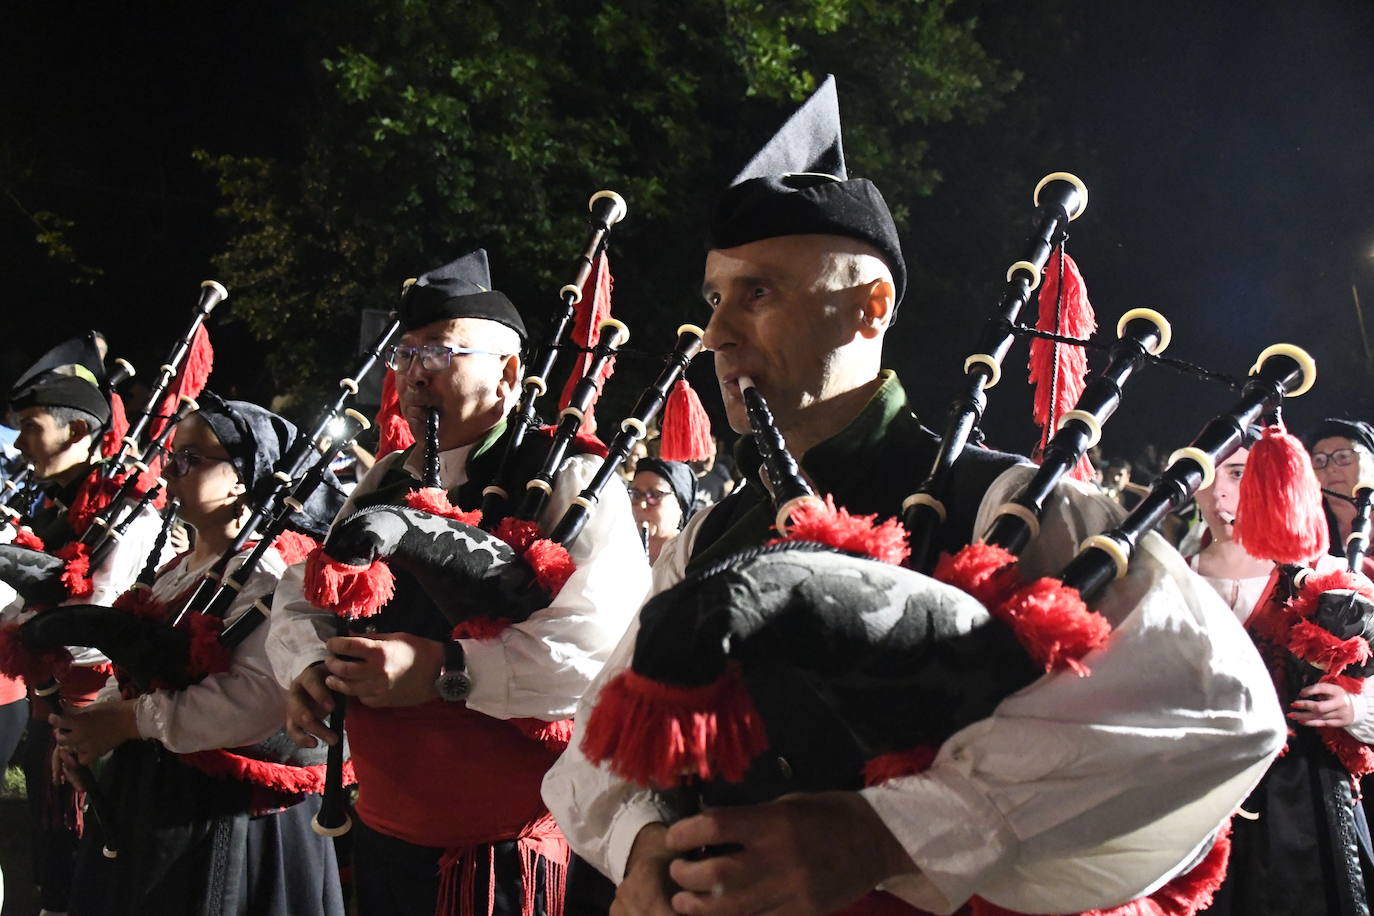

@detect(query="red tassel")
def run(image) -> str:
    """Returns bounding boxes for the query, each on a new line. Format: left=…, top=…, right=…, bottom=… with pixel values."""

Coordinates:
left=580, top=665, right=770, bottom=788
left=374, top=370, right=415, bottom=459
left=269, top=530, right=320, bottom=567
left=184, top=611, right=232, bottom=678
left=932, top=542, right=1023, bottom=610
left=1234, top=424, right=1329, bottom=564
left=65, top=473, right=121, bottom=538
left=863, top=746, right=938, bottom=787
left=55, top=541, right=94, bottom=599
left=451, top=617, right=513, bottom=640
left=177, top=748, right=355, bottom=796
left=403, top=488, right=482, bottom=526
left=557, top=252, right=616, bottom=435
left=659, top=379, right=714, bottom=463
left=769, top=495, right=910, bottom=566
left=995, top=578, right=1112, bottom=676
left=101, top=391, right=128, bottom=459
left=509, top=717, right=576, bottom=753
left=1028, top=249, right=1096, bottom=482
left=302, top=547, right=396, bottom=619
left=11, top=527, right=44, bottom=551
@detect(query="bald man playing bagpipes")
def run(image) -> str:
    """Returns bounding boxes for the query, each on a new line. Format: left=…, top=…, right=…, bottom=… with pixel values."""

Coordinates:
left=542, top=77, right=1288, bottom=916
left=268, top=249, right=650, bottom=916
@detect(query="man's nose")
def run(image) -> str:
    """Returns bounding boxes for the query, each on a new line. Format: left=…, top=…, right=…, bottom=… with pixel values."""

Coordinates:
left=701, top=303, right=736, bottom=353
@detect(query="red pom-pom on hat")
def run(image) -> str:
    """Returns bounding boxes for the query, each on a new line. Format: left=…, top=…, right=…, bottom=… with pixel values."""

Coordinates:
left=1234, top=423, right=1330, bottom=564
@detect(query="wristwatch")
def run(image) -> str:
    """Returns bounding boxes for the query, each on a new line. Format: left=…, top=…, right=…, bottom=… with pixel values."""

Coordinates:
left=434, top=639, right=473, bottom=702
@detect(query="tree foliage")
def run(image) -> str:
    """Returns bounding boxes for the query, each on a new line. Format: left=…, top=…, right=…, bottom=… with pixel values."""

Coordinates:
left=199, top=0, right=1022, bottom=414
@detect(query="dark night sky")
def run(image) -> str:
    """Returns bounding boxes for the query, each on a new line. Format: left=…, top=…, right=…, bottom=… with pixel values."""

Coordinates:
left=3, top=0, right=1373, bottom=466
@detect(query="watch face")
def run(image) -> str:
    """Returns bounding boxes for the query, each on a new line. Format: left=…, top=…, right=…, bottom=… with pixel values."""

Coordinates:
left=437, top=670, right=473, bottom=702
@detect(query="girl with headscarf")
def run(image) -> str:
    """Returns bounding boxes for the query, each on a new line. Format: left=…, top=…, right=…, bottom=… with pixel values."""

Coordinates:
left=47, top=393, right=347, bottom=916
left=628, top=457, right=696, bottom=564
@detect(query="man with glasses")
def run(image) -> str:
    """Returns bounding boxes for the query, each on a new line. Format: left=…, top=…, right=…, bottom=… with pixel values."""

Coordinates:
left=268, top=249, right=649, bottom=916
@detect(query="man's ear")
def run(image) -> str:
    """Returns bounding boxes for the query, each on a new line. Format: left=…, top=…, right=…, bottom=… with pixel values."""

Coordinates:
left=857, top=278, right=894, bottom=339
left=499, top=354, right=521, bottom=396
left=66, top=418, right=91, bottom=445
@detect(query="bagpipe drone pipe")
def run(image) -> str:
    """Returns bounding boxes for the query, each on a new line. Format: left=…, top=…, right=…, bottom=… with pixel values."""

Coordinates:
left=578, top=171, right=1323, bottom=916
left=0, top=281, right=224, bottom=605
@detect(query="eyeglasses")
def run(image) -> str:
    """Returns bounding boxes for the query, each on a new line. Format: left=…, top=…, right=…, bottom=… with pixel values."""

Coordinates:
left=384, top=344, right=509, bottom=372
left=629, top=488, right=674, bottom=506
left=1311, top=447, right=1365, bottom=470
left=165, top=448, right=234, bottom=479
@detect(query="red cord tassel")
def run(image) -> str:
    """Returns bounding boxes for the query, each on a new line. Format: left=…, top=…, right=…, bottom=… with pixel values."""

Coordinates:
left=1234, top=424, right=1330, bottom=564
left=580, top=666, right=770, bottom=787
left=557, top=252, right=616, bottom=436
left=995, top=578, right=1112, bottom=676
left=932, top=542, right=1023, bottom=610
left=659, top=379, right=714, bottom=462
left=509, top=717, right=575, bottom=753
left=1028, top=250, right=1096, bottom=481
left=270, top=530, right=320, bottom=567
left=101, top=391, right=128, bottom=459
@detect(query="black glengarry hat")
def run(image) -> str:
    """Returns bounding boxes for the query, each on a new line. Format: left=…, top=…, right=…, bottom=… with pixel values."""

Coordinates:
left=9, top=331, right=112, bottom=423
left=399, top=248, right=527, bottom=340
left=706, top=75, right=907, bottom=307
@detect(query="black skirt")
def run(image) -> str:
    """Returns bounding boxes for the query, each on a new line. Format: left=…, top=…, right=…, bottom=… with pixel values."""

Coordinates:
left=69, top=739, right=345, bottom=916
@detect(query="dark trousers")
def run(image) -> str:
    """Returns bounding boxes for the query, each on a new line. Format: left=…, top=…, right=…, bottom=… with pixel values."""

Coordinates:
left=22, top=715, right=80, bottom=912
left=0, top=695, right=27, bottom=767
left=353, top=818, right=558, bottom=916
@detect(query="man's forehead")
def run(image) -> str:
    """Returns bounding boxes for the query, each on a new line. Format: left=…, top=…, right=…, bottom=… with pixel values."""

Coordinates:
left=400, top=317, right=491, bottom=345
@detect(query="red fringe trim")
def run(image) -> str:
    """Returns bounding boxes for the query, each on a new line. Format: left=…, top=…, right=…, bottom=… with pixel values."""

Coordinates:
left=863, top=746, right=938, bottom=786
left=113, top=586, right=167, bottom=620
left=185, top=612, right=232, bottom=678
left=404, top=488, right=483, bottom=526
left=150, top=323, right=214, bottom=442
left=56, top=541, right=93, bottom=599
left=11, top=527, right=44, bottom=551
left=995, top=578, right=1112, bottom=676
left=522, top=538, right=575, bottom=596
left=494, top=517, right=542, bottom=554
left=580, top=665, right=769, bottom=788
left=451, top=618, right=512, bottom=640
left=934, top=542, right=1023, bottom=609
left=178, top=748, right=356, bottom=796
left=1028, top=249, right=1097, bottom=483
left=302, top=546, right=395, bottom=619
left=770, top=495, right=910, bottom=566
left=509, top=717, right=575, bottom=753
left=970, top=823, right=1231, bottom=916
left=270, top=529, right=320, bottom=567
left=1287, top=619, right=1370, bottom=676
left=0, top=622, right=72, bottom=680
left=1322, top=726, right=1374, bottom=780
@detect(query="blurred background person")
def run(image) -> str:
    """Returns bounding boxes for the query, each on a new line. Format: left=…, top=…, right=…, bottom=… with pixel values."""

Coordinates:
left=628, top=457, right=695, bottom=563
left=1305, top=418, right=1374, bottom=561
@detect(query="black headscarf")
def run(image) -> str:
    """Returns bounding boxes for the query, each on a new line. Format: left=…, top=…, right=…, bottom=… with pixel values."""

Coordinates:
left=1304, top=418, right=1374, bottom=455
left=635, top=457, right=697, bottom=520
left=192, top=391, right=345, bottom=538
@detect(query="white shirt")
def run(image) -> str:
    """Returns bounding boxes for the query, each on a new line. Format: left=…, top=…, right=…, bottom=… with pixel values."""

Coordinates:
left=124, top=546, right=291, bottom=753
left=541, top=464, right=1286, bottom=914
left=266, top=441, right=651, bottom=722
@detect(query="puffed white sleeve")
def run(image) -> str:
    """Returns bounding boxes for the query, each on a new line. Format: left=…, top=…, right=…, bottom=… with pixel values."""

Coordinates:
left=461, top=453, right=651, bottom=721
left=541, top=501, right=708, bottom=881
left=862, top=465, right=1287, bottom=914
left=133, top=549, right=290, bottom=753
